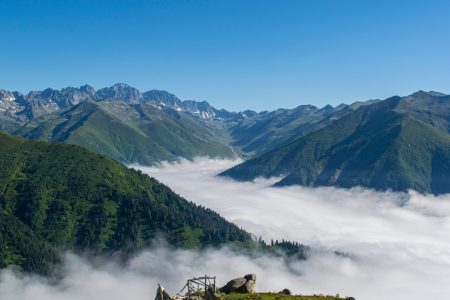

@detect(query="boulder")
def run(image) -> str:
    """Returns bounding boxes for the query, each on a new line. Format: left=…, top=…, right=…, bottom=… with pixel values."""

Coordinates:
left=244, top=274, right=255, bottom=281
left=219, top=274, right=256, bottom=294
left=155, top=284, right=173, bottom=300
left=279, top=289, right=291, bottom=295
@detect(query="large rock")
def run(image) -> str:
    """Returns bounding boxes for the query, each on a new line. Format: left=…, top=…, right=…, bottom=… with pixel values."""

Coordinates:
left=279, top=289, right=291, bottom=295
left=155, top=284, right=173, bottom=300
left=219, top=274, right=256, bottom=294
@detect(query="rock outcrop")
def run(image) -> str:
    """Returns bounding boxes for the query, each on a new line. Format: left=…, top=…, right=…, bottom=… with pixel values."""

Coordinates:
left=155, top=284, right=173, bottom=300
left=219, top=274, right=256, bottom=294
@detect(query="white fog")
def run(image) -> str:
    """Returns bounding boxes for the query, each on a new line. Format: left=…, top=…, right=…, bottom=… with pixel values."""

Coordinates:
left=1, top=158, right=449, bottom=300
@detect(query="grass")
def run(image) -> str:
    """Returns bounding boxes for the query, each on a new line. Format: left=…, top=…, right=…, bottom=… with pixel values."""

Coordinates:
left=222, top=292, right=353, bottom=300
left=16, top=100, right=236, bottom=166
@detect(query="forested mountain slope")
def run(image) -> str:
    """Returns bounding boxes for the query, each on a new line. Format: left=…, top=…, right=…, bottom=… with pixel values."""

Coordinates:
left=0, top=131, right=250, bottom=274
left=221, top=93, right=450, bottom=195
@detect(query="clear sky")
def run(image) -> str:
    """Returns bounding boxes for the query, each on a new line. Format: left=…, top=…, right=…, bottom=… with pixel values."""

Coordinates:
left=1, top=0, right=449, bottom=111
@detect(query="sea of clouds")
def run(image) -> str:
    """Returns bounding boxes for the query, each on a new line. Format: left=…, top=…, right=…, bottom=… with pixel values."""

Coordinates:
left=2, top=158, right=450, bottom=300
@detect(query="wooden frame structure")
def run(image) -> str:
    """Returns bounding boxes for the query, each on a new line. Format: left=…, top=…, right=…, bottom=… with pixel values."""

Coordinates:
left=177, top=275, right=217, bottom=297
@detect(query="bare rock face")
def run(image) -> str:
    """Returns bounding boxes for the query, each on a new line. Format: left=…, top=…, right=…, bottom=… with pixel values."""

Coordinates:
left=219, top=274, right=256, bottom=294
left=95, top=83, right=142, bottom=104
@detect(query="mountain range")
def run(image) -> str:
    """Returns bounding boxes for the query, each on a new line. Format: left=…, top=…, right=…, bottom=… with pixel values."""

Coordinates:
left=1, top=84, right=449, bottom=194
left=0, top=83, right=367, bottom=162
left=221, top=91, right=450, bottom=195
left=0, top=84, right=244, bottom=164
left=0, top=83, right=239, bottom=130
left=15, top=99, right=234, bottom=165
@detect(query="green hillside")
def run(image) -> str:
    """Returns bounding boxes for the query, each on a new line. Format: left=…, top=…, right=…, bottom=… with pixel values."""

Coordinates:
left=228, top=106, right=350, bottom=156
left=15, top=100, right=235, bottom=165
left=0, top=131, right=250, bottom=274
left=395, top=91, right=450, bottom=134
left=0, top=212, right=60, bottom=274
left=227, top=100, right=380, bottom=157
left=221, top=97, right=450, bottom=195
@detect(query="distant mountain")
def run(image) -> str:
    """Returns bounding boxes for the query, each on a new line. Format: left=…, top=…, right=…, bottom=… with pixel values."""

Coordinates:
left=227, top=104, right=351, bottom=156
left=5, top=83, right=447, bottom=177
left=0, top=83, right=247, bottom=164
left=395, top=90, right=450, bottom=134
left=0, top=84, right=235, bottom=130
left=95, top=83, right=142, bottom=104
left=0, top=131, right=251, bottom=274
left=3, top=83, right=358, bottom=164
left=225, top=98, right=383, bottom=156
left=15, top=99, right=235, bottom=165
left=0, top=89, right=27, bottom=132
left=0, top=85, right=96, bottom=124
left=141, top=89, right=238, bottom=119
left=221, top=92, right=450, bottom=195
left=141, top=89, right=183, bottom=107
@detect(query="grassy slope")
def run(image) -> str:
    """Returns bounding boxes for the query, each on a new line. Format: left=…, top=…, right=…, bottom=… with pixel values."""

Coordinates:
left=15, top=100, right=235, bottom=165
left=395, top=92, right=450, bottom=134
left=229, top=107, right=349, bottom=156
left=229, top=100, right=378, bottom=157
left=223, top=293, right=351, bottom=300
left=0, top=131, right=250, bottom=274
left=221, top=97, right=450, bottom=194
left=220, top=99, right=375, bottom=182
left=0, top=118, right=22, bottom=133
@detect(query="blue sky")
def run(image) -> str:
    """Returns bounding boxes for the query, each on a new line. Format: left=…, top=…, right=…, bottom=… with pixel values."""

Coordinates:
left=1, top=0, right=449, bottom=111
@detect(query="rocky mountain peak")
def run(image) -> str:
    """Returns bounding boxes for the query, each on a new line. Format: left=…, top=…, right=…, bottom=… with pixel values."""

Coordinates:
left=79, top=84, right=96, bottom=95
left=0, top=89, right=16, bottom=102
left=407, top=90, right=438, bottom=99
left=319, top=104, right=334, bottom=111
left=95, top=83, right=142, bottom=104
left=141, top=90, right=182, bottom=107
left=240, top=110, right=258, bottom=117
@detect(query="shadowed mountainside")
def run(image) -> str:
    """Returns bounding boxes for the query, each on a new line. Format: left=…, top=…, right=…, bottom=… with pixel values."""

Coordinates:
left=221, top=92, right=450, bottom=195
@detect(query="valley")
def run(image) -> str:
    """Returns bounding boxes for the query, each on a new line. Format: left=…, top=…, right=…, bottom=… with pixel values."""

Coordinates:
left=2, top=84, right=449, bottom=194
left=2, top=2, right=449, bottom=299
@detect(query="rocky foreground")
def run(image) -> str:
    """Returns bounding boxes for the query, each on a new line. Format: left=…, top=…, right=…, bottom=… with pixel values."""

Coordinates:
left=155, top=274, right=355, bottom=300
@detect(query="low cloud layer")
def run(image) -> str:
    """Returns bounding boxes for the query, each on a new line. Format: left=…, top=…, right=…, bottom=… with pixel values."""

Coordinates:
left=1, top=241, right=343, bottom=300
left=2, top=158, right=450, bottom=300
left=138, top=159, right=450, bottom=299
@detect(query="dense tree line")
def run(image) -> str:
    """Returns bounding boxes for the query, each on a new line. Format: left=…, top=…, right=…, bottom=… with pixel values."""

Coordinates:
left=0, top=132, right=251, bottom=274
left=0, top=212, right=60, bottom=275
left=0, top=131, right=309, bottom=275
